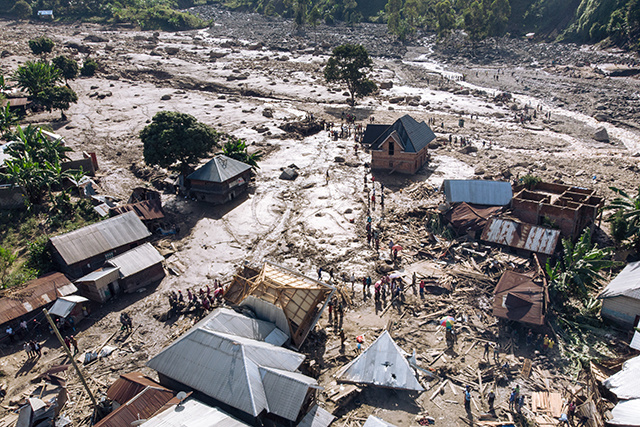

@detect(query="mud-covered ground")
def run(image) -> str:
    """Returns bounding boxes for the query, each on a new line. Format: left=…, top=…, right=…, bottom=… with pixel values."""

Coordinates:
left=0, top=8, right=639, bottom=426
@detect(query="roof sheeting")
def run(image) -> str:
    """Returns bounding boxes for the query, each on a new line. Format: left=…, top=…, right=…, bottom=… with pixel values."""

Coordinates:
left=0, top=273, right=76, bottom=325
left=107, top=243, right=164, bottom=278
left=604, top=355, right=640, bottom=400
left=363, top=416, right=398, bottom=427
left=370, top=115, right=435, bottom=153
left=50, top=211, right=151, bottom=266
left=48, top=295, right=89, bottom=318
left=493, top=270, right=546, bottom=326
left=608, top=399, right=640, bottom=426
left=147, top=328, right=308, bottom=421
left=296, top=404, right=335, bottom=427
left=599, top=261, right=640, bottom=300
left=107, top=372, right=165, bottom=405
left=94, top=386, right=175, bottom=427
left=76, top=266, right=120, bottom=283
left=443, top=180, right=513, bottom=206
left=110, top=199, right=164, bottom=221
left=337, top=331, right=423, bottom=391
left=481, top=218, right=560, bottom=255
left=444, top=202, right=502, bottom=233
left=187, top=155, right=252, bottom=183
left=142, top=398, right=251, bottom=427
left=260, top=366, right=317, bottom=421
left=362, top=124, right=389, bottom=145
left=199, top=308, right=288, bottom=346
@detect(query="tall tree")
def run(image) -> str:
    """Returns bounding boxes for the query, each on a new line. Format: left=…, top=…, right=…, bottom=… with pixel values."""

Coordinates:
left=324, top=44, right=377, bottom=105
left=38, top=86, right=78, bottom=120
left=436, top=0, right=456, bottom=38
left=220, top=137, right=263, bottom=170
left=140, top=111, right=220, bottom=177
left=28, top=37, right=55, bottom=59
left=52, top=56, right=79, bottom=83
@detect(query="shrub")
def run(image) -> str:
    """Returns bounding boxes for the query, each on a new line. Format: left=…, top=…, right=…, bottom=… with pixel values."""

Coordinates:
left=29, top=37, right=55, bottom=57
left=10, top=0, right=32, bottom=19
left=80, top=58, right=98, bottom=76
left=26, top=235, right=53, bottom=275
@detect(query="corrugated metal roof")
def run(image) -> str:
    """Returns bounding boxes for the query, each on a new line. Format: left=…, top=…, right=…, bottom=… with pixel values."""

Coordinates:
left=147, top=328, right=307, bottom=420
left=48, top=295, right=88, bottom=318
left=142, top=398, right=251, bottom=427
left=493, top=271, right=546, bottom=326
left=0, top=272, right=76, bottom=325
left=337, top=331, right=423, bottom=391
left=260, top=366, right=317, bottom=421
left=76, top=267, right=120, bottom=283
left=187, top=155, right=252, bottom=183
left=296, top=404, right=335, bottom=427
left=370, top=115, right=435, bottom=153
left=94, top=386, right=175, bottom=427
left=199, top=308, right=288, bottom=346
left=50, top=211, right=151, bottom=266
left=599, top=261, right=640, bottom=300
left=608, top=399, right=640, bottom=426
left=110, top=199, right=164, bottom=221
left=107, top=372, right=165, bottom=405
left=604, top=355, right=640, bottom=400
left=107, top=243, right=164, bottom=278
left=363, top=416, right=398, bottom=427
left=481, top=218, right=560, bottom=255
left=443, top=180, right=513, bottom=206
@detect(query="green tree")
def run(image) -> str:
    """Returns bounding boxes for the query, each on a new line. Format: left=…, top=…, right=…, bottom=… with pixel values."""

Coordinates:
left=10, top=0, right=31, bottom=19
left=0, top=246, right=17, bottom=288
left=52, top=56, right=79, bottom=82
left=220, top=137, right=263, bottom=170
left=12, top=61, right=63, bottom=101
left=385, top=0, right=403, bottom=37
left=6, top=125, right=72, bottom=165
left=545, top=228, right=616, bottom=302
left=324, top=43, right=377, bottom=105
left=463, top=1, right=486, bottom=43
left=628, top=0, right=640, bottom=50
left=141, top=111, right=220, bottom=177
left=29, top=37, right=55, bottom=58
left=0, top=104, right=19, bottom=138
left=80, top=58, right=98, bottom=77
left=38, top=86, right=78, bottom=120
left=605, top=186, right=640, bottom=252
left=294, top=0, right=308, bottom=29
left=436, top=0, right=455, bottom=38
left=308, top=5, right=321, bottom=27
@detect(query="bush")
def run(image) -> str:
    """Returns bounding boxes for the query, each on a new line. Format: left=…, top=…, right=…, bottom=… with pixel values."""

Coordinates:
left=10, top=0, right=32, bottom=19
left=80, top=58, right=98, bottom=76
left=29, top=37, right=55, bottom=56
left=52, top=56, right=79, bottom=81
left=521, top=174, right=542, bottom=189
left=26, top=235, right=53, bottom=275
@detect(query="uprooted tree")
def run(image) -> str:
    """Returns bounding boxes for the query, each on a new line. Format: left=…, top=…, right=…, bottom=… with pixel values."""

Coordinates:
left=324, top=43, right=377, bottom=105
left=141, top=111, right=220, bottom=177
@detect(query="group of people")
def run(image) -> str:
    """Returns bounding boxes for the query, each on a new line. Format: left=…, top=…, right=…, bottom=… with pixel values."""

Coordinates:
left=326, top=296, right=345, bottom=330
left=63, top=335, right=79, bottom=355
left=166, top=282, right=225, bottom=319
left=23, top=340, right=42, bottom=358
left=119, top=312, right=133, bottom=333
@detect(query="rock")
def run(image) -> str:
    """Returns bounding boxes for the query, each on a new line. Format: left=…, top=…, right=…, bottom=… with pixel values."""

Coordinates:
left=64, top=42, right=91, bottom=54
left=458, top=145, right=478, bottom=154
left=575, top=170, right=585, bottom=177
left=378, top=81, right=393, bottom=89
left=209, top=51, right=228, bottom=58
left=342, top=92, right=350, bottom=97
left=262, top=108, right=274, bottom=118
left=594, top=113, right=610, bottom=121
left=161, top=94, right=171, bottom=100
left=344, top=208, right=353, bottom=214
left=279, top=168, right=298, bottom=180
left=474, top=168, right=485, bottom=175
left=84, top=34, right=108, bottom=43
left=164, top=47, right=180, bottom=55
left=408, top=99, right=420, bottom=106
left=90, top=85, right=99, bottom=90
left=594, top=127, right=609, bottom=142
left=277, top=55, right=289, bottom=61
left=427, top=141, right=441, bottom=149
left=1, top=50, right=11, bottom=57
left=334, top=156, right=346, bottom=163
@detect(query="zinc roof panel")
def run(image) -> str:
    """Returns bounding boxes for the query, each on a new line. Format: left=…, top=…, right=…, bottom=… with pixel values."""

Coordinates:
left=443, top=180, right=513, bottom=206
left=107, top=243, right=163, bottom=278
left=599, top=261, right=640, bottom=299
left=260, top=367, right=317, bottom=421
left=142, top=398, right=251, bottom=426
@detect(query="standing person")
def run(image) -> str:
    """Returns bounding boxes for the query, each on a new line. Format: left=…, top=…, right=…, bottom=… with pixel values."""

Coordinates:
left=374, top=237, right=380, bottom=253
left=317, top=267, right=323, bottom=280
left=464, top=386, right=472, bottom=411
left=70, top=335, right=79, bottom=355
left=325, top=169, right=329, bottom=185
left=19, top=320, right=28, bottom=339
left=483, top=341, right=490, bottom=360
left=509, top=388, right=517, bottom=411
left=493, top=343, right=500, bottom=363
left=419, top=280, right=425, bottom=298
left=543, top=334, right=549, bottom=352
left=64, top=336, right=71, bottom=352
left=336, top=299, right=344, bottom=329
left=31, top=340, right=41, bottom=357
left=327, top=298, right=333, bottom=326
left=488, top=390, right=495, bottom=412
left=6, top=326, right=15, bottom=343
left=24, top=341, right=33, bottom=358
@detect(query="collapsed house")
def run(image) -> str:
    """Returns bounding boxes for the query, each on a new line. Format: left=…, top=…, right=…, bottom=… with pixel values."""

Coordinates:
left=186, top=155, right=252, bottom=204
left=492, top=270, right=548, bottom=326
left=603, top=355, right=640, bottom=426
left=481, top=217, right=561, bottom=256
left=511, top=181, right=603, bottom=241
left=49, top=211, right=151, bottom=278
left=147, top=308, right=322, bottom=424
left=337, top=331, right=423, bottom=391
left=444, top=202, right=503, bottom=237
left=598, top=261, right=640, bottom=328
left=74, top=242, right=165, bottom=302
left=0, top=272, right=76, bottom=340
left=369, top=115, right=435, bottom=175
left=224, top=262, right=335, bottom=348
left=15, top=382, right=68, bottom=427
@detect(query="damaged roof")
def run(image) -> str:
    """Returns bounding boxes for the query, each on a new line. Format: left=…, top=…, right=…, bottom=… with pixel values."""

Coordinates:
left=599, top=261, right=640, bottom=300
left=481, top=218, right=560, bottom=255
left=94, top=385, right=176, bottom=427
left=142, top=398, right=251, bottom=427
left=109, top=198, right=164, bottom=221
left=296, top=404, right=335, bottom=427
left=445, top=202, right=502, bottom=233
left=337, top=331, right=423, bottom=391
left=198, top=308, right=288, bottom=346
left=50, top=211, right=151, bottom=266
left=187, top=155, right=251, bottom=183
left=106, top=243, right=164, bottom=278
left=147, top=326, right=313, bottom=421
left=493, top=270, right=546, bottom=326
left=0, top=272, right=76, bottom=325
left=370, top=115, right=435, bottom=153
left=106, top=372, right=165, bottom=405
left=363, top=416, right=398, bottom=427
left=224, top=262, right=334, bottom=348
left=443, top=180, right=513, bottom=206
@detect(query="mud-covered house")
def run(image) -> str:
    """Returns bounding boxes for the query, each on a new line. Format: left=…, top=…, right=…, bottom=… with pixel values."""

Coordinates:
left=186, top=155, right=252, bottom=205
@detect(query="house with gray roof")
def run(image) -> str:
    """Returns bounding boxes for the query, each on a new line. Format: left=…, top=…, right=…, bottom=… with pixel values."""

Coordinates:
left=369, top=115, right=435, bottom=174
left=49, top=211, right=151, bottom=279
left=186, top=155, right=252, bottom=205
left=599, top=261, right=640, bottom=328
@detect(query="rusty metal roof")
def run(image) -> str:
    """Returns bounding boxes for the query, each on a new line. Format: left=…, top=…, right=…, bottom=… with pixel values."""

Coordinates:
left=481, top=218, right=560, bottom=255
left=493, top=270, right=546, bottom=326
left=50, top=211, right=151, bottom=266
left=94, top=386, right=176, bottom=427
left=106, top=372, right=164, bottom=405
left=109, top=198, right=164, bottom=221
left=0, top=272, right=76, bottom=325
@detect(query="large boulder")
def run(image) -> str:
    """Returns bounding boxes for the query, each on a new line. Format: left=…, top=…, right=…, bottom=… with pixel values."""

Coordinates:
left=279, top=168, right=298, bottom=181
left=594, top=127, right=609, bottom=142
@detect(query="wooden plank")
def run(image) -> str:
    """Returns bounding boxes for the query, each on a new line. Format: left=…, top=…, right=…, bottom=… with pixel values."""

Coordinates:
left=449, top=381, right=458, bottom=396
left=521, top=358, right=532, bottom=379
left=430, top=379, right=448, bottom=401
left=478, top=369, right=484, bottom=402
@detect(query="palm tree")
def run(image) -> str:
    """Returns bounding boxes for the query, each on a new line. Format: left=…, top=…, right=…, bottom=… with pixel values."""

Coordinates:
left=0, top=104, right=19, bottom=138
left=220, top=137, right=263, bottom=170
left=605, top=186, right=640, bottom=252
left=6, top=125, right=72, bottom=164
left=12, top=61, right=62, bottom=101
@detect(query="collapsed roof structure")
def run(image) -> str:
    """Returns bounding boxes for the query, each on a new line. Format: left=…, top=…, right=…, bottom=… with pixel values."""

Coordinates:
left=337, top=331, right=423, bottom=391
left=224, top=262, right=334, bottom=348
left=604, top=355, right=640, bottom=426
left=481, top=217, right=561, bottom=256
left=492, top=270, right=548, bottom=326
